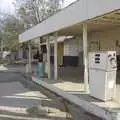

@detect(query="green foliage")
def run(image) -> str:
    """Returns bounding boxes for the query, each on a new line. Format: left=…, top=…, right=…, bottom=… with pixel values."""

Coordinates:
left=0, top=0, right=64, bottom=51
left=2, top=15, right=24, bottom=51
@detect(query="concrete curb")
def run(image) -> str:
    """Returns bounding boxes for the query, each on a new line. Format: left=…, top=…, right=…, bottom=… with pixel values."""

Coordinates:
left=3, top=71, right=119, bottom=120
left=31, top=76, right=120, bottom=120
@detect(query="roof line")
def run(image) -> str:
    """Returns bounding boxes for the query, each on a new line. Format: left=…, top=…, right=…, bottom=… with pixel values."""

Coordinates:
left=21, top=0, right=78, bottom=34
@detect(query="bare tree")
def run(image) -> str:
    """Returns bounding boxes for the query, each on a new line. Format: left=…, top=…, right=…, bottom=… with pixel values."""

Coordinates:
left=14, top=0, right=64, bottom=29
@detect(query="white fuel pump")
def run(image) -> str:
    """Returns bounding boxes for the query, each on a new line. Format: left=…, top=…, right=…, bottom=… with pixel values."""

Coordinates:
left=89, top=51, right=117, bottom=101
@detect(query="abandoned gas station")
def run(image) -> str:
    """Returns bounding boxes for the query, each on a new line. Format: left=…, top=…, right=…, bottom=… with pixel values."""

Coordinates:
left=19, top=0, right=120, bottom=119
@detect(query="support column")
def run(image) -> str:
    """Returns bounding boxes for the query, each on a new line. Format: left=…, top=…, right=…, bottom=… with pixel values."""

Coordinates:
left=46, top=37, right=51, bottom=79
left=54, top=33, right=58, bottom=80
left=78, top=36, right=83, bottom=66
left=28, top=41, right=32, bottom=73
left=1, top=39, right=3, bottom=52
left=1, top=40, right=3, bottom=60
left=83, top=23, right=89, bottom=92
left=38, top=38, right=41, bottom=53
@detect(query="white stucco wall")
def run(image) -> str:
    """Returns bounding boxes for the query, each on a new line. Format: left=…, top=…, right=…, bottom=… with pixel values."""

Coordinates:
left=64, top=28, right=120, bottom=56
left=90, top=28, right=120, bottom=55
left=64, top=37, right=83, bottom=56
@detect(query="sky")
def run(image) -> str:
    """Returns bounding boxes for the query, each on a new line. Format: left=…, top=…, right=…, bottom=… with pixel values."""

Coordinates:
left=63, top=0, right=76, bottom=7
left=0, top=0, right=76, bottom=14
left=0, top=0, right=15, bottom=14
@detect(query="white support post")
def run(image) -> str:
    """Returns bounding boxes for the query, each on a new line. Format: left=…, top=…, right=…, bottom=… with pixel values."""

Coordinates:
left=78, top=36, right=83, bottom=66
left=46, top=37, right=51, bottom=79
left=28, top=41, right=32, bottom=73
left=83, top=23, right=89, bottom=92
left=54, top=33, right=58, bottom=80
left=38, top=38, right=41, bottom=53
left=1, top=40, right=3, bottom=60
left=1, top=39, right=3, bottom=52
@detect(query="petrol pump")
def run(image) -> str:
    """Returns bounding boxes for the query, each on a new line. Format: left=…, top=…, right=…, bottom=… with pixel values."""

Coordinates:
left=89, top=51, right=117, bottom=101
